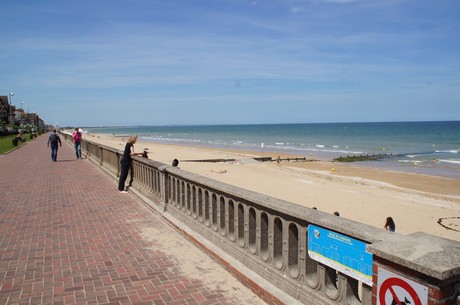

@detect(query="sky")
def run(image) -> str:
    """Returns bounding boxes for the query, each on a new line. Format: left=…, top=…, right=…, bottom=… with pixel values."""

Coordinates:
left=1, top=0, right=459, bottom=127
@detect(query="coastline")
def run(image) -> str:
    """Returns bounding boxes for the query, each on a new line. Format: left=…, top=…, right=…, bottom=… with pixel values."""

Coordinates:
left=84, top=132, right=460, bottom=242
left=83, top=121, right=460, bottom=180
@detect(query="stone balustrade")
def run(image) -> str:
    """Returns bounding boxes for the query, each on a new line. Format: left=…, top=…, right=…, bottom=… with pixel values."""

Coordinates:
left=64, top=134, right=460, bottom=305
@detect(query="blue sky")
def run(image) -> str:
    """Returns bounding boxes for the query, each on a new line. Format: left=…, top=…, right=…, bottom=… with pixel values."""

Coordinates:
left=1, top=0, right=459, bottom=126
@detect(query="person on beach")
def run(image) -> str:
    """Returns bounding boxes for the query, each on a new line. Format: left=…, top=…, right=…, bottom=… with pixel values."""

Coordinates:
left=47, top=129, right=62, bottom=162
left=118, top=135, right=142, bottom=193
left=72, top=127, right=83, bottom=159
left=384, top=217, right=396, bottom=232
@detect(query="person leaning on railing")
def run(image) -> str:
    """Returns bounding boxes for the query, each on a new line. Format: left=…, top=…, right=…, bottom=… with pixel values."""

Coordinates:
left=118, top=135, right=142, bottom=193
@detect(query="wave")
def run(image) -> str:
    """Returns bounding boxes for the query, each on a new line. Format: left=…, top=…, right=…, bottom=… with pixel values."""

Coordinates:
left=406, top=150, right=459, bottom=158
left=398, top=160, right=425, bottom=163
left=438, top=159, right=460, bottom=164
left=141, top=135, right=367, bottom=155
left=406, top=154, right=434, bottom=158
left=398, top=158, right=460, bottom=166
left=138, top=134, right=460, bottom=165
left=264, top=144, right=363, bottom=155
left=141, top=136, right=201, bottom=143
left=436, top=150, right=459, bottom=154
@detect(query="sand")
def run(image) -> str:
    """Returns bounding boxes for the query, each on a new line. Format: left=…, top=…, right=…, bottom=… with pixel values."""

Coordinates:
left=85, top=133, right=460, bottom=242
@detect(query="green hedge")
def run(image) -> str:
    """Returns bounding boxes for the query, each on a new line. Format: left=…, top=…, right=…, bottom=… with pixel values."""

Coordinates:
left=0, top=133, right=34, bottom=154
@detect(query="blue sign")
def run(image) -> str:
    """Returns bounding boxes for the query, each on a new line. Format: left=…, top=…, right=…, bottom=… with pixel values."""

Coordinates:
left=307, top=225, right=373, bottom=286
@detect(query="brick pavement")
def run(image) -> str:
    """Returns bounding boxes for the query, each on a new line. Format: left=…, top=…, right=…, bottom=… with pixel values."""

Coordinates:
left=0, top=134, right=266, bottom=305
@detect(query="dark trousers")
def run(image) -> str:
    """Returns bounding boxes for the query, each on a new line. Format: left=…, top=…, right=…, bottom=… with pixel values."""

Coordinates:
left=74, top=142, right=81, bottom=158
left=118, top=159, right=131, bottom=191
left=50, top=144, right=59, bottom=161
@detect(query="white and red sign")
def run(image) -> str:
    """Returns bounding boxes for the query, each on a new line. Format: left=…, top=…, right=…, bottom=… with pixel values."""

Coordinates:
left=377, top=267, right=428, bottom=305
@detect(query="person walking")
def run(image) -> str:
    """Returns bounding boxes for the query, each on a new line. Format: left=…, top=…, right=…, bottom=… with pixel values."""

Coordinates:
left=118, top=135, right=142, bottom=193
left=72, top=127, right=83, bottom=159
left=47, top=129, right=62, bottom=162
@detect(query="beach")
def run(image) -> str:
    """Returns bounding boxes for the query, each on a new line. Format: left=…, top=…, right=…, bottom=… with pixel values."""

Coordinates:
left=85, top=132, right=460, bottom=242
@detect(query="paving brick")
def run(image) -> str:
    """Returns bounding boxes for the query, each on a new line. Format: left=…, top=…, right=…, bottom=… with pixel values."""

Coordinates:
left=0, top=135, right=266, bottom=305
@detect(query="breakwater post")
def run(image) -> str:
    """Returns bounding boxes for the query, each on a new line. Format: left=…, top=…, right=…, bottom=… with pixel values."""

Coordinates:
left=334, top=153, right=399, bottom=162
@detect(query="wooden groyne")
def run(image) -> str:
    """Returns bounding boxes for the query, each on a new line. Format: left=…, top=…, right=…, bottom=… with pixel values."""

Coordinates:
left=180, top=158, right=237, bottom=163
left=334, top=153, right=401, bottom=162
left=179, top=157, right=310, bottom=163
left=255, top=156, right=309, bottom=162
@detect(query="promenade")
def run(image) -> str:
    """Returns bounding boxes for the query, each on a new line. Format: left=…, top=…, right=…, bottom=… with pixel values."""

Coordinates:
left=0, top=134, right=266, bottom=305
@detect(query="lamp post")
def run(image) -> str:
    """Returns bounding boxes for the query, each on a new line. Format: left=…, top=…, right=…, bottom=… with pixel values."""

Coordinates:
left=8, top=92, right=14, bottom=126
left=20, top=102, right=25, bottom=130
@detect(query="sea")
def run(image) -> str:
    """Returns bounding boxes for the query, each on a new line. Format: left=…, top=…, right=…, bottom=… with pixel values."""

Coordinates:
left=85, top=121, right=460, bottom=179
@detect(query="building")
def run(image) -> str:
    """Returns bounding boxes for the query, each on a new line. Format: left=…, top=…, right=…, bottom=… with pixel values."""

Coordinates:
left=0, top=96, right=9, bottom=125
left=0, top=96, right=45, bottom=134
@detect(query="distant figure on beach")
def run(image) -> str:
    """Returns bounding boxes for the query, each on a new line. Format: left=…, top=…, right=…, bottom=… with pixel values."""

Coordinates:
left=276, top=156, right=281, bottom=165
left=384, top=217, right=396, bottom=232
left=141, top=148, right=149, bottom=158
left=72, top=127, right=82, bottom=159
left=47, top=129, right=62, bottom=162
left=118, top=135, right=142, bottom=193
left=172, top=159, right=179, bottom=167
left=333, top=211, right=340, bottom=216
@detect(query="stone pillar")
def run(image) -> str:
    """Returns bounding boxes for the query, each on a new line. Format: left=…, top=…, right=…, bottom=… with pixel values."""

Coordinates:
left=368, top=232, right=460, bottom=305
left=115, top=151, right=120, bottom=176
left=99, top=146, right=104, bottom=166
left=158, top=165, right=169, bottom=212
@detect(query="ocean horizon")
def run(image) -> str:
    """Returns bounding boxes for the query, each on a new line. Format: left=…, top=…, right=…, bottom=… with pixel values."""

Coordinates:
left=85, top=120, right=460, bottom=179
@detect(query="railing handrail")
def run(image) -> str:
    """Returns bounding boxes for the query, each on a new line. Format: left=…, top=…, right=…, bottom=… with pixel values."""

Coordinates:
left=165, top=165, right=387, bottom=243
